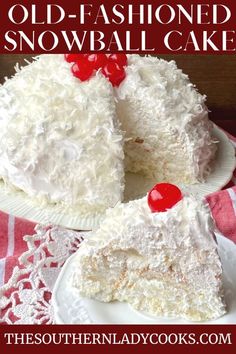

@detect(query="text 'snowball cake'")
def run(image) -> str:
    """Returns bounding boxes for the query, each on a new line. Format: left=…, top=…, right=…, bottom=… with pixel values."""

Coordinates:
left=73, top=184, right=226, bottom=322
left=0, top=54, right=216, bottom=212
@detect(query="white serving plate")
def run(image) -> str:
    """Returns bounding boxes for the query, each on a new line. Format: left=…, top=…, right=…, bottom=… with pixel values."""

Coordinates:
left=52, top=233, right=236, bottom=324
left=0, top=126, right=235, bottom=230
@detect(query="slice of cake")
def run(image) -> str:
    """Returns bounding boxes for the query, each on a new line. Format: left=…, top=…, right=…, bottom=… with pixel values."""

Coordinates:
left=116, top=55, right=216, bottom=183
left=0, top=55, right=124, bottom=214
left=73, top=183, right=226, bottom=321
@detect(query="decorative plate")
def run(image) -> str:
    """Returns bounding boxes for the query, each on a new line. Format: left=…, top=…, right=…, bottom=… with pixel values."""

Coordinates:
left=52, top=233, right=236, bottom=324
left=0, top=126, right=235, bottom=230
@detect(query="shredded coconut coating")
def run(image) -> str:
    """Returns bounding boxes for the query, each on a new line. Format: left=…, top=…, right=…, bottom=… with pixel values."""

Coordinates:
left=116, top=55, right=217, bottom=183
left=73, top=195, right=226, bottom=321
left=0, top=55, right=125, bottom=214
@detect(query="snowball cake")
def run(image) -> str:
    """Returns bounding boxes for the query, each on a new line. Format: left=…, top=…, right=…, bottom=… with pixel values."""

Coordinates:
left=0, top=54, right=216, bottom=213
left=73, top=183, right=226, bottom=321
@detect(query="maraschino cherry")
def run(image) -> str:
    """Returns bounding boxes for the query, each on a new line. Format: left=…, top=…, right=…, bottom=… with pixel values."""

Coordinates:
left=87, top=54, right=108, bottom=70
left=108, top=54, right=128, bottom=67
left=64, top=54, right=85, bottom=63
left=71, top=59, right=94, bottom=81
left=147, top=183, right=182, bottom=213
left=65, top=53, right=128, bottom=87
left=102, top=62, right=126, bottom=87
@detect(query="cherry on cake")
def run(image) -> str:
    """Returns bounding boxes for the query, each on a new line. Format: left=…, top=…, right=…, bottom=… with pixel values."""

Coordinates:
left=73, top=183, right=226, bottom=322
left=0, top=54, right=216, bottom=212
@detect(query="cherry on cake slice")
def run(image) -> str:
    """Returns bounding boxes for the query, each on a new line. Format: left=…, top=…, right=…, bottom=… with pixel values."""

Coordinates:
left=0, top=54, right=124, bottom=214
left=73, top=183, right=226, bottom=321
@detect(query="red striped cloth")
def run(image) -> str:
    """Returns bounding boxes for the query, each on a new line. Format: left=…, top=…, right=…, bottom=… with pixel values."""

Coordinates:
left=0, top=214, right=35, bottom=287
left=0, top=128, right=236, bottom=289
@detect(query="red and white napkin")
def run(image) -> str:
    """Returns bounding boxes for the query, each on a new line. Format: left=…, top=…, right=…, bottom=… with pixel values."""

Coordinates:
left=0, top=213, right=35, bottom=287
left=206, top=186, right=236, bottom=244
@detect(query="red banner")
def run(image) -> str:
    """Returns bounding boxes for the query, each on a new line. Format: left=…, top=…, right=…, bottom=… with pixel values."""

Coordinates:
left=0, top=325, right=235, bottom=354
left=0, top=0, right=236, bottom=53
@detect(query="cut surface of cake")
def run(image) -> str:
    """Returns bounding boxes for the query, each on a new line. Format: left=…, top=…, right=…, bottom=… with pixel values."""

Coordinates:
left=0, top=55, right=124, bottom=214
left=73, top=184, right=226, bottom=321
left=116, top=55, right=216, bottom=183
